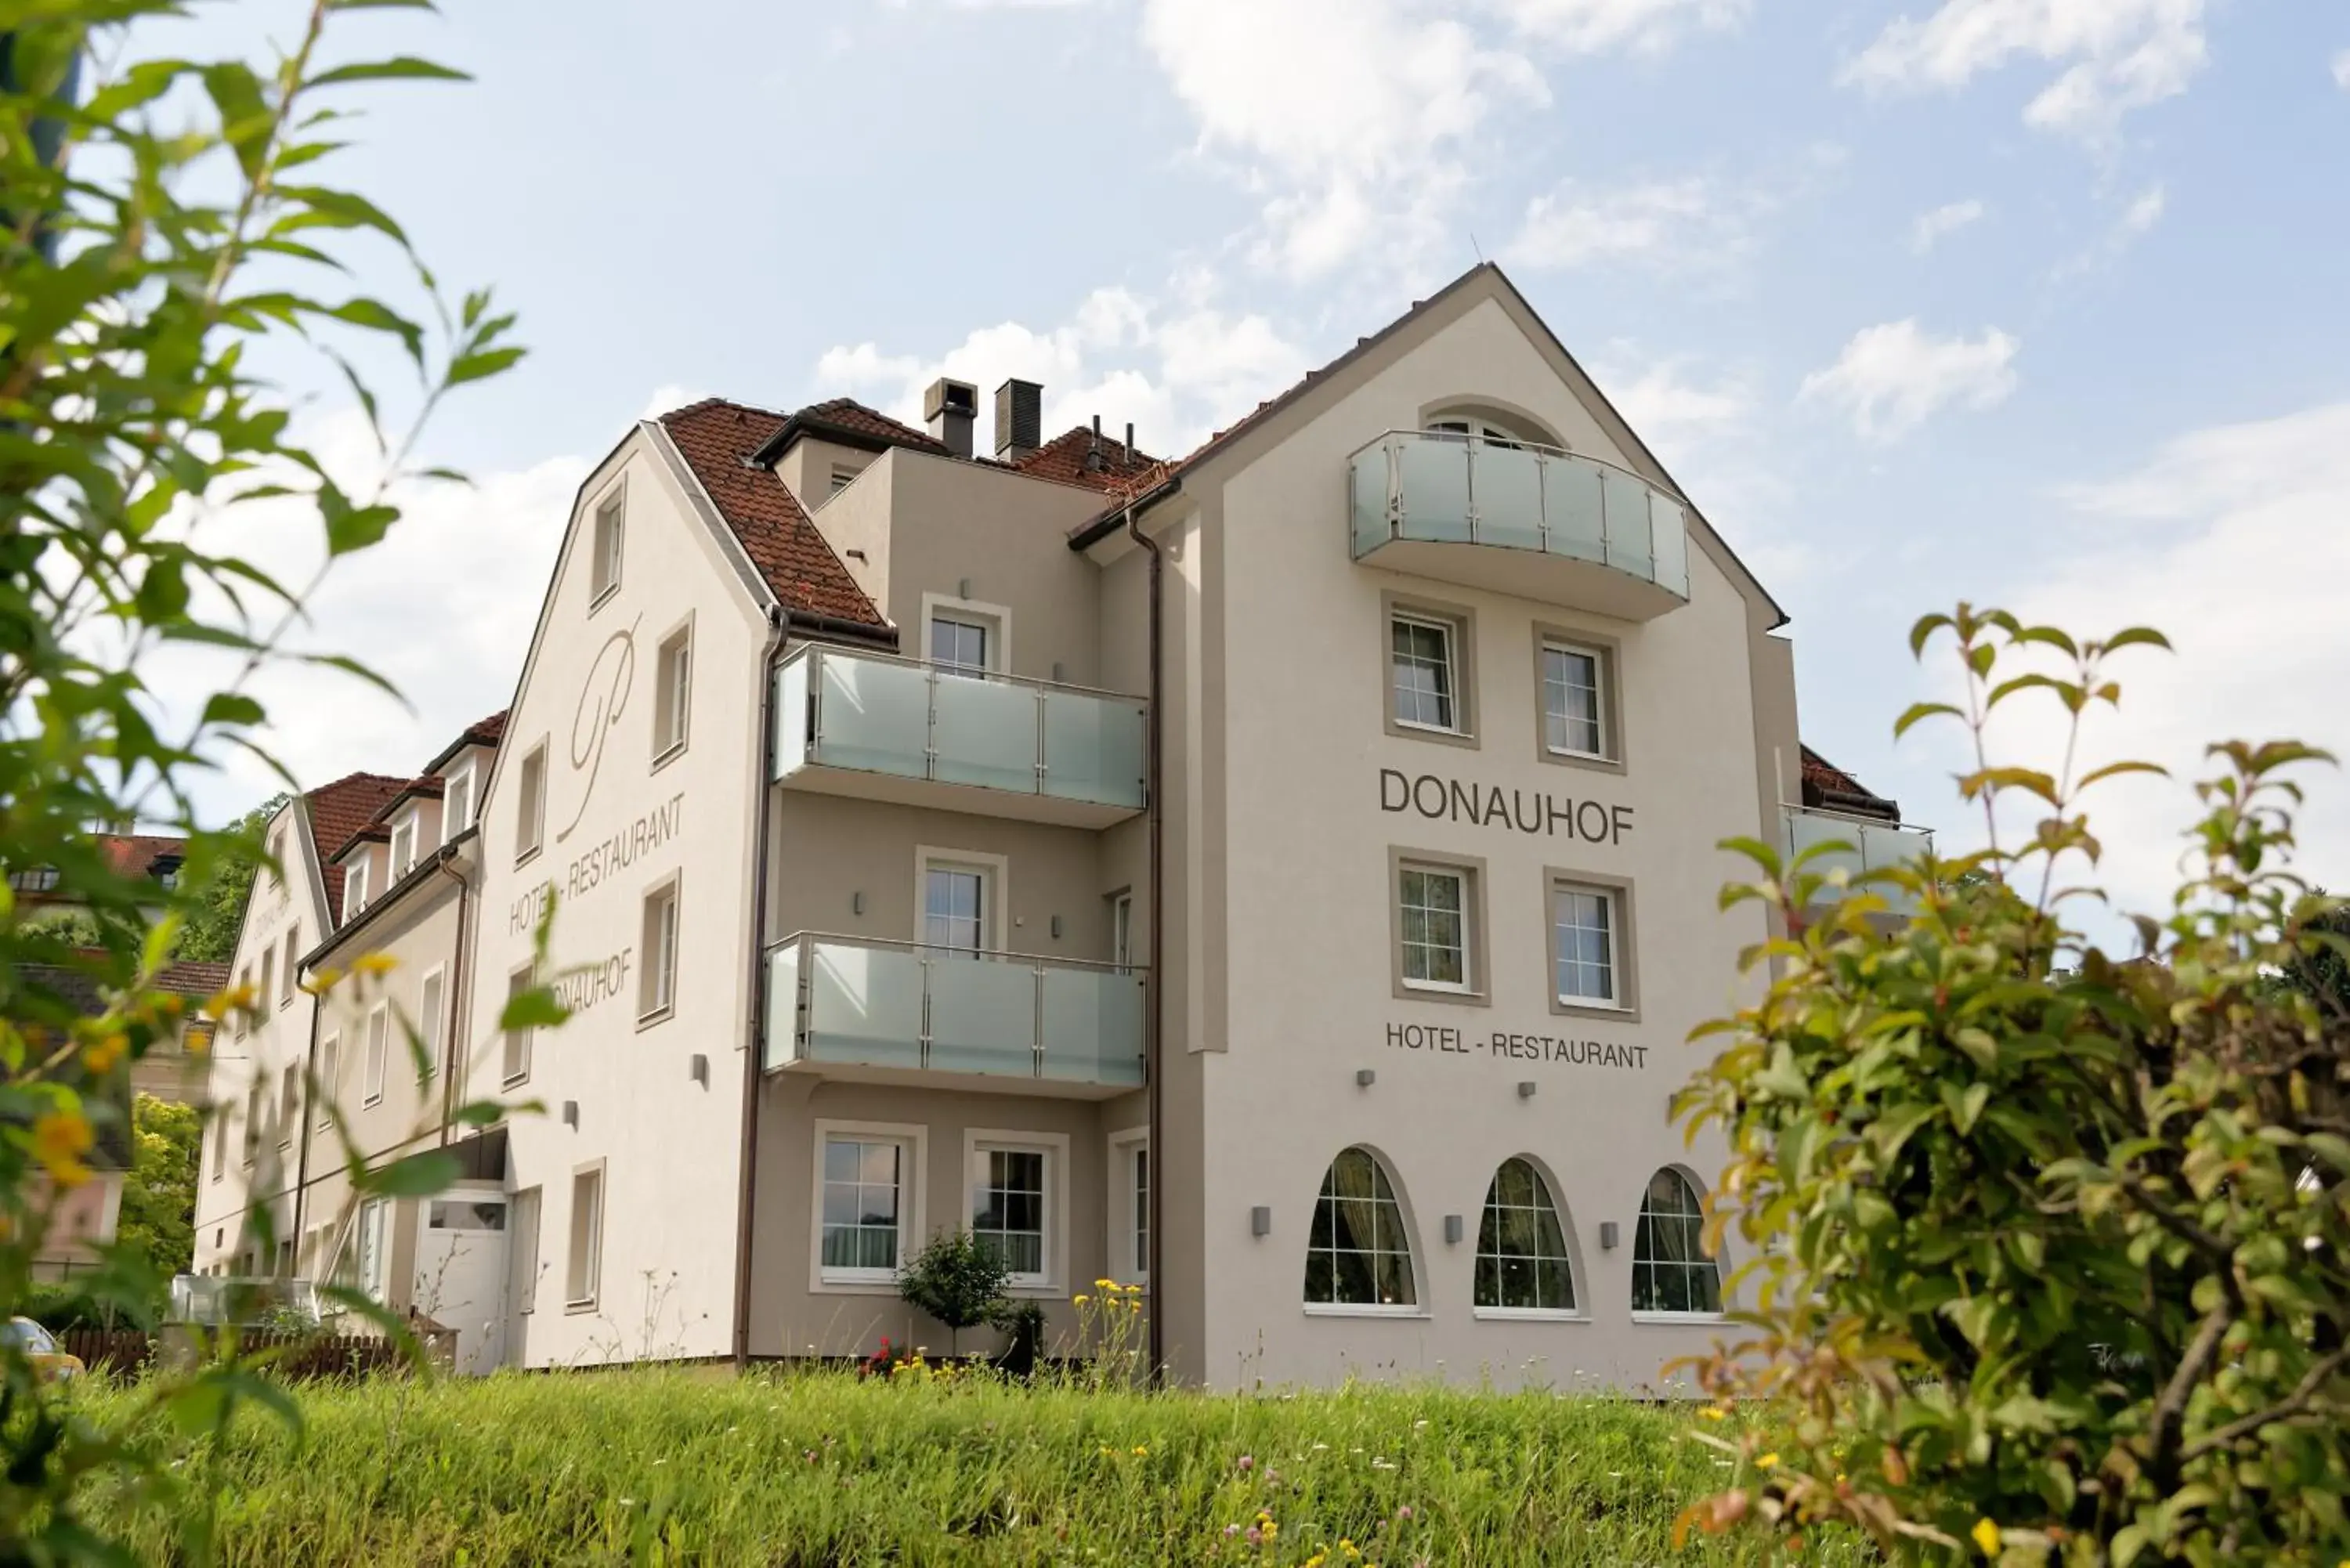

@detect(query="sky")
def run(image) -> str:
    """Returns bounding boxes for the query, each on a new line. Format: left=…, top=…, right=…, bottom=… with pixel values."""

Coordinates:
left=146, top=0, right=2350, bottom=936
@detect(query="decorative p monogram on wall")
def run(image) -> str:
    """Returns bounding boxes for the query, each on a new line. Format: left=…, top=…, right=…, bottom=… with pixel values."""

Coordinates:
left=557, top=616, right=638, bottom=844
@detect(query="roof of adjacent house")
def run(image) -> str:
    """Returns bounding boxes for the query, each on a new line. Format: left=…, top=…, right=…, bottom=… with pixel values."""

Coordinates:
left=659, top=399, right=891, bottom=630
left=1007, top=425, right=1163, bottom=493
left=1800, top=745, right=1900, bottom=821
left=302, top=773, right=411, bottom=922
left=99, top=834, right=187, bottom=879
left=424, top=708, right=508, bottom=772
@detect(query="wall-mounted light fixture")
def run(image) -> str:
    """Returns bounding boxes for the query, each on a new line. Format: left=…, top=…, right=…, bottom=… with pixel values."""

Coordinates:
left=690, top=1053, right=709, bottom=1087
left=1355, top=1069, right=1376, bottom=1088
left=1517, top=1081, right=1537, bottom=1099
left=562, top=1100, right=579, bottom=1129
left=1600, top=1221, right=1620, bottom=1251
left=851, top=891, right=865, bottom=916
left=957, top=577, right=972, bottom=600
left=1443, top=1214, right=1463, bottom=1245
left=1050, top=914, right=1063, bottom=939
left=1052, top=660, right=1066, bottom=683
left=1250, top=1205, right=1272, bottom=1237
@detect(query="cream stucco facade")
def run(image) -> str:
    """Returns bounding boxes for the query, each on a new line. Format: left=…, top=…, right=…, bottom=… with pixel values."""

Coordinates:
left=194, top=265, right=1917, bottom=1391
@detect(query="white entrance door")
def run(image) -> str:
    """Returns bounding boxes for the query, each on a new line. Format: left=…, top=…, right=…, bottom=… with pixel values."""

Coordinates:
left=409, top=1186, right=511, bottom=1375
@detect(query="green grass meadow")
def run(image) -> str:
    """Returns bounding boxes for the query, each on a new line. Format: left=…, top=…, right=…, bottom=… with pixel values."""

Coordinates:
left=75, top=1368, right=1857, bottom=1566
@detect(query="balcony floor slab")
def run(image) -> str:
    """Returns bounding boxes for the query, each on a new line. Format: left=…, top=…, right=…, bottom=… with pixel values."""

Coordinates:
left=773, top=764, right=1141, bottom=830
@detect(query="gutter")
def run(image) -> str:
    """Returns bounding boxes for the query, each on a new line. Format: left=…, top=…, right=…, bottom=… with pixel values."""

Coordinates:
left=786, top=606, right=897, bottom=651
left=1072, top=475, right=1181, bottom=553
left=1124, top=503, right=1168, bottom=1384
left=286, top=962, right=326, bottom=1262
left=432, top=851, right=474, bottom=1148
left=733, top=603, right=790, bottom=1371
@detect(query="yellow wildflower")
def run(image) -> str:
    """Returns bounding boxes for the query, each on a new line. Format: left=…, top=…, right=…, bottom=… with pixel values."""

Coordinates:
left=83, top=1032, right=128, bottom=1075
left=201, top=984, right=256, bottom=1021
left=1095, top=1277, right=1117, bottom=1290
left=1074, top=1294, right=1091, bottom=1306
left=1132, top=1445, right=1148, bottom=1456
left=1698, top=1406, right=1728, bottom=1422
left=352, top=952, right=400, bottom=977
left=32, top=1110, right=94, bottom=1187
left=1972, top=1519, right=2001, bottom=1557
left=1755, top=1453, right=1779, bottom=1470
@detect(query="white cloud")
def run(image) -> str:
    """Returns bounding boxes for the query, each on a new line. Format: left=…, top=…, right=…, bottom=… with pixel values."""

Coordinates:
left=814, top=284, right=1309, bottom=458
left=2120, top=182, right=2166, bottom=234
left=2053, top=181, right=2165, bottom=276
left=1502, top=178, right=1730, bottom=271
left=1958, top=403, right=2350, bottom=923
left=1799, top=320, right=2019, bottom=442
left=2334, top=49, right=2350, bottom=91
left=1843, top=0, right=2208, bottom=142
left=1480, top=0, right=1748, bottom=52
left=1910, top=197, right=1986, bottom=252
left=1600, top=355, right=1754, bottom=450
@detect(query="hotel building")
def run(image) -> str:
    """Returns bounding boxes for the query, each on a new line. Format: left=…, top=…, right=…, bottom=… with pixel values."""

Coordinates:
left=193, top=263, right=1922, bottom=1389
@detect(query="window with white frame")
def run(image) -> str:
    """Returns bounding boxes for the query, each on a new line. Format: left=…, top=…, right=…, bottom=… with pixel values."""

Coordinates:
left=1552, top=881, right=1624, bottom=1007
left=638, top=880, right=679, bottom=1023
left=1542, top=641, right=1611, bottom=760
left=503, top=966, right=534, bottom=1086
left=1108, top=1136, right=1149, bottom=1284
left=923, top=863, right=989, bottom=956
left=280, top=927, right=299, bottom=1006
left=233, top=966, right=251, bottom=1034
left=258, top=948, right=276, bottom=1017
left=819, top=1134, right=911, bottom=1281
left=566, top=1165, right=604, bottom=1308
left=211, top=1100, right=230, bottom=1178
left=266, top=828, right=286, bottom=887
left=363, top=1002, right=389, bottom=1106
left=418, top=967, right=446, bottom=1080
left=1475, top=1158, right=1577, bottom=1313
left=970, top=1143, right=1048, bottom=1283
left=930, top=613, right=989, bottom=677
left=344, top=858, right=369, bottom=919
left=829, top=462, right=859, bottom=496
left=1397, top=862, right=1472, bottom=992
left=515, top=743, right=548, bottom=862
left=443, top=762, right=475, bottom=837
left=242, top=1082, right=262, bottom=1162
left=355, top=1195, right=391, bottom=1302
left=318, top=1034, right=340, bottom=1105
left=1304, top=1147, right=1417, bottom=1308
left=1426, top=415, right=1527, bottom=449
left=1390, top=613, right=1460, bottom=732
left=278, top=1064, right=299, bottom=1148
left=589, top=491, right=624, bottom=602
left=510, top=1186, right=541, bottom=1315
left=653, top=625, right=692, bottom=760
left=389, top=816, right=418, bottom=880
left=1111, top=891, right=1134, bottom=972
left=1632, top=1167, right=1721, bottom=1316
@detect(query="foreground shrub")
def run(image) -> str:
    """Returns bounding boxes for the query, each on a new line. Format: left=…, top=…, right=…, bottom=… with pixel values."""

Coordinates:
left=1675, top=605, right=2348, bottom=1566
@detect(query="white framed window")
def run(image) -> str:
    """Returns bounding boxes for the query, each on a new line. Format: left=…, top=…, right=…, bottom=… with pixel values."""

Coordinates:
left=1305, top=1146, right=1419, bottom=1310
left=258, top=948, right=277, bottom=1018
left=829, top=461, right=859, bottom=496
left=653, top=623, right=692, bottom=761
left=443, top=761, right=475, bottom=837
left=589, top=489, right=624, bottom=604
left=233, top=966, right=251, bottom=1035
left=1552, top=881, right=1625, bottom=1008
left=503, top=966, right=535, bottom=1086
left=318, top=1034, right=340, bottom=1109
left=280, top=927, right=299, bottom=1006
left=1542, top=641, right=1610, bottom=760
left=211, top=1102, right=229, bottom=1179
left=566, top=1163, right=605, bottom=1310
left=1426, top=415, right=1528, bottom=448
left=356, top=1195, right=392, bottom=1303
left=515, top=743, right=548, bottom=863
left=917, top=847, right=1005, bottom=956
left=510, top=1186, right=541, bottom=1316
left=1397, top=862, right=1471, bottom=992
left=344, top=858, right=369, bottom=919
left=1108, top=1130, right=1149, bottom=1285
left=1111, top=890, right=1134, bottom=972
left=1390, top=612, right=1460, bottom=732
left=819, top=1134, right=912, bottom=1282
left=920, top=593, right=1010, bottom=676
left=418, top=966, right=446, bottom=1080
left=389, top=816, right=418, bottom=880
left=278, top=1064, right=299, bottom=1148
left=638, top=878, right=679, bottom=1024
left=242, top=1082, right=262, bottom=1162
left=266, top=827, right=287, bottom=887
left=968, top=1136, right=1058, bottom=1286
left=1632, top=1167, right=1723, bottom=1318
left=363, top=1002, right=389, bottom=1107
left=931, top=614, right=989, bottom=677
left=1475, top=1158, right=1578, bottom=1316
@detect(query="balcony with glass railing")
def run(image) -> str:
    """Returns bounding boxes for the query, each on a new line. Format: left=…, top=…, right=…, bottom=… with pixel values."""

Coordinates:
left=1349, top=430, right=1693, bottom=619
left=764, top=933, right=1145, bottom=1100
left=771, top=645, right=1147, bottom=829
left=1783, top=806, right=1936, bottom=914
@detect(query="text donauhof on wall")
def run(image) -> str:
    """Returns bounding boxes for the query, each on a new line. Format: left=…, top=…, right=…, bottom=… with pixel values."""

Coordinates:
left=1377, top=768, right=1632, bottom=845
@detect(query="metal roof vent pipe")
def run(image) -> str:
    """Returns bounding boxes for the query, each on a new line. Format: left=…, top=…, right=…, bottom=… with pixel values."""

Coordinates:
left=925, top=378, right=977, bottom=460
left=994, top=377, right=1042, bottom=461
left=1085, top=414, right=1104, bottom=472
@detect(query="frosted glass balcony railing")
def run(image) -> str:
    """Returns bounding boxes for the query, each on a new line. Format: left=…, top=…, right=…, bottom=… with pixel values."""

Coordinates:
left=772, top=645, right=1147, bottom=826
left=1784, top=806, right=1935, bottom=912
left=765, top=934, right=1146, bottom=1097
left=1348, top=431, right=1692, bottom=618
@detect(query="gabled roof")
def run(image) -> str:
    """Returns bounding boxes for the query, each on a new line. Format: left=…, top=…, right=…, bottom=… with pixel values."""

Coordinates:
left=1800, top=745, right=1900, bottom=822
left=423, top=708, right=508, bottom=773
left=768, top=397, right=949, bottom=459
left=99, top=834, right=187, bottom=879
left=302, top=773, right=410, bottom=923
left=658, top=399, right=890, bottom=630
left=1008, top=426, right=1163, bottom=493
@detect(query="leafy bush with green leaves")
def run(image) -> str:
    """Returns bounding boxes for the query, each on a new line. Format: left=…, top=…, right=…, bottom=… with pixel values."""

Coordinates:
left=1672, top=605, right=2348, bottom=1566
left=897, top=1230, right=1011, bottom=1356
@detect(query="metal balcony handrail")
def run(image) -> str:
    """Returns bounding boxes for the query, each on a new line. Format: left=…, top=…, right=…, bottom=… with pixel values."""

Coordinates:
left=1781, top=802, right=1938, bottom=840
left=763, top=929, right=1144, bottom=975
left=1346, top=426, right=1690, bottom=502
left=778, top=639, right=1144, bottom=704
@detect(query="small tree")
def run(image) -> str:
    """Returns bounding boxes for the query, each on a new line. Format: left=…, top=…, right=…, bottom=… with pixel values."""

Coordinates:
left=175, top=795, right=291, bottom=963
left=1672, top=605, right=2348, bottom=1566
left=117, top=1093, right=199, bottom=1282
left=897, top=1230, right=1010, bottom=1359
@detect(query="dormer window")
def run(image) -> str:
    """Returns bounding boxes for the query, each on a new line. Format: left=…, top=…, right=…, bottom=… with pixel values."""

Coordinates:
left=829, top=462, right=858, bottom=496
left=345, top=858, right=370, bottom=919
left=389, top=818, right=417, bottom=880
left=443, top=762, right=475, bottom=837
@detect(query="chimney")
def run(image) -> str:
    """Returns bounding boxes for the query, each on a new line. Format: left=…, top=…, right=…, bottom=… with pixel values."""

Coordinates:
left=924, top=378, right=977, bottom=460
left=1085, top=414, right=1104, bottom=472
left=994, top=378, right=1042, bottom=461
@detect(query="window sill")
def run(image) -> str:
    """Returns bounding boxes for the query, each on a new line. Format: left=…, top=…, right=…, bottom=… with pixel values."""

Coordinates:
left=1397, top=981, right=1488, bottom=1009
left=814, top=1275, right=904, bottom=1296
left=1473, top=1306, right=1590, bottom=1323
left=564, top=1297, right=599, bottom=1316
left=1540, top=745, right=1626, bottom=776
left=502, top=1071, right=530, bottom=1090
left=514, top=844, right=542, bottom=871
left=589, top=583, right=620, bottom=612
left=651, top=742, right=687, bottom=775
left=1303, top=1304, right=1430, bottom=1320
left=1550, top=997, right=1638, bottom=1024
left=635, top=1005, right=674, bottom=1033
left=1390, top=719, right=1477, bottom=750
left=1629, top=1310, right=1726, bottom=1326
left=362, top=1095, right=383, bottom=1111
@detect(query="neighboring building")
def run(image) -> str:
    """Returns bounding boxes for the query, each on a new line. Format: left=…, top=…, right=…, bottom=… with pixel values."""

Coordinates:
left=196, top=262, right=1925, bottom=1389
left=6, top=833, right=189, bottom=918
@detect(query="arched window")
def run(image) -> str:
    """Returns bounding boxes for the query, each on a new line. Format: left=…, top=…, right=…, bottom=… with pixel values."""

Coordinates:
left=1305, top=1147, right=1417, bottom=1308
left=1632, top=1167, right=1721, bottom=1314
left=1475, top=1158, right=1576, bottom=1313
left=1426, top=416, right=1524, bottom=450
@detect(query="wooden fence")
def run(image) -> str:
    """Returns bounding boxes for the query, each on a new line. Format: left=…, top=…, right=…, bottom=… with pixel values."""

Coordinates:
left=59, top=1326, right=456, bottom=1380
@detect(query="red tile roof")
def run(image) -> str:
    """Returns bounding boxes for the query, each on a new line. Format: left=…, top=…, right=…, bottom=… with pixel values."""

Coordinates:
left=156, top=959, right=230, bottom=998
left=1009, top=426, right=1164, bottom=494
left=99, top=834, right=186, bottom=879
left=798, top=398, right=947, bottom=453
left=302, top=773, right=410, bottom=922
left=1800, top=746, right=1899, bottom=820
left=659, top=400, right=889, bottom=629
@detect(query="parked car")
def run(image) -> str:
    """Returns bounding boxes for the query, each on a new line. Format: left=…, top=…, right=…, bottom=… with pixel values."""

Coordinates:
left=2, top=1317, right=85, bottom=1382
